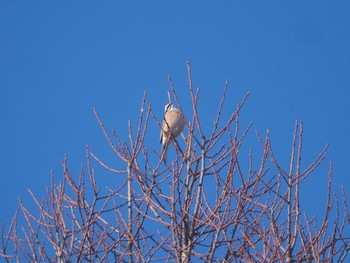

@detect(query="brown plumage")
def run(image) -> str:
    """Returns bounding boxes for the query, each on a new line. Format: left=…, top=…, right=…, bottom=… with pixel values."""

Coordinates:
left=160, top=103, right=185, bottom=162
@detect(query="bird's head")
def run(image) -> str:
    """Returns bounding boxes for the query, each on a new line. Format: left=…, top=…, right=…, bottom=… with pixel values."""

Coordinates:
left=164, top=103, right=175, bottom=113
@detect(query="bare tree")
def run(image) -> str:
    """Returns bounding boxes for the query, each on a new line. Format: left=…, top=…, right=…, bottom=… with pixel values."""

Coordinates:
left=1, top=62, right=349, bottom=262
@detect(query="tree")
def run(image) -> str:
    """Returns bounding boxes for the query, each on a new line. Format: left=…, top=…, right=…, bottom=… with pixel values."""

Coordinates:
left=1, top=63, right=349, bottom=262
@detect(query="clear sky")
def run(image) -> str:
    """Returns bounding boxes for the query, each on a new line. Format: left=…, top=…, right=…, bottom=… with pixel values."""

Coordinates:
left=1, top=2, right=349, bottom=226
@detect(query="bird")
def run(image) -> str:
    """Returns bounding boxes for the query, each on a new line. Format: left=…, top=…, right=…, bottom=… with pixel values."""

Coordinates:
left=160, top=103, right=185, bottom=163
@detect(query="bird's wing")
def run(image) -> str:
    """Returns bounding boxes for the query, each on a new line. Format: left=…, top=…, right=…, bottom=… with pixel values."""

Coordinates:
left=160, top=120, right=164, bottom=144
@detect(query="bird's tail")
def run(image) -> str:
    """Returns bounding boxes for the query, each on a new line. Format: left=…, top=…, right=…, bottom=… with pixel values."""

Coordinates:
left=161, top=143, right=168, bottom=164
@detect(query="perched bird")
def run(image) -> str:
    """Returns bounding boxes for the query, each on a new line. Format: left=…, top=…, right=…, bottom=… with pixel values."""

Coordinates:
left=160, top=103, right=185, bottom=162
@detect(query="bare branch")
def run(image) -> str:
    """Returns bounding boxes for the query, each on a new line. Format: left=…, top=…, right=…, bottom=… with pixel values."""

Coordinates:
left=1, top=64, right=349, bottom=262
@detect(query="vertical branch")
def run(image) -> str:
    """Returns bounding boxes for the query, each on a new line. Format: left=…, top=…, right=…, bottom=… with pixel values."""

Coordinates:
left=127, top=162, right=134, bottom=263
left=187, top=61, right=204, bottom=140
left=286, top=121, right=301, bottom=261
left=287, top=121, right=303, bottom=262
left=193, top=138, right=206, bottom=221
left=291, top=121, right=303, bottom=251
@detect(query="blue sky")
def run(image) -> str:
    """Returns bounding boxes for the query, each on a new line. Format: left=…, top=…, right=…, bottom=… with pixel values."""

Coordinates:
left=1, top=1, right=349, bottom=225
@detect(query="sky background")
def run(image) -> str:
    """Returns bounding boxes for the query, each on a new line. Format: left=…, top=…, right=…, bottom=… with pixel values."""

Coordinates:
left=1, top=1, right=349, bottom=228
